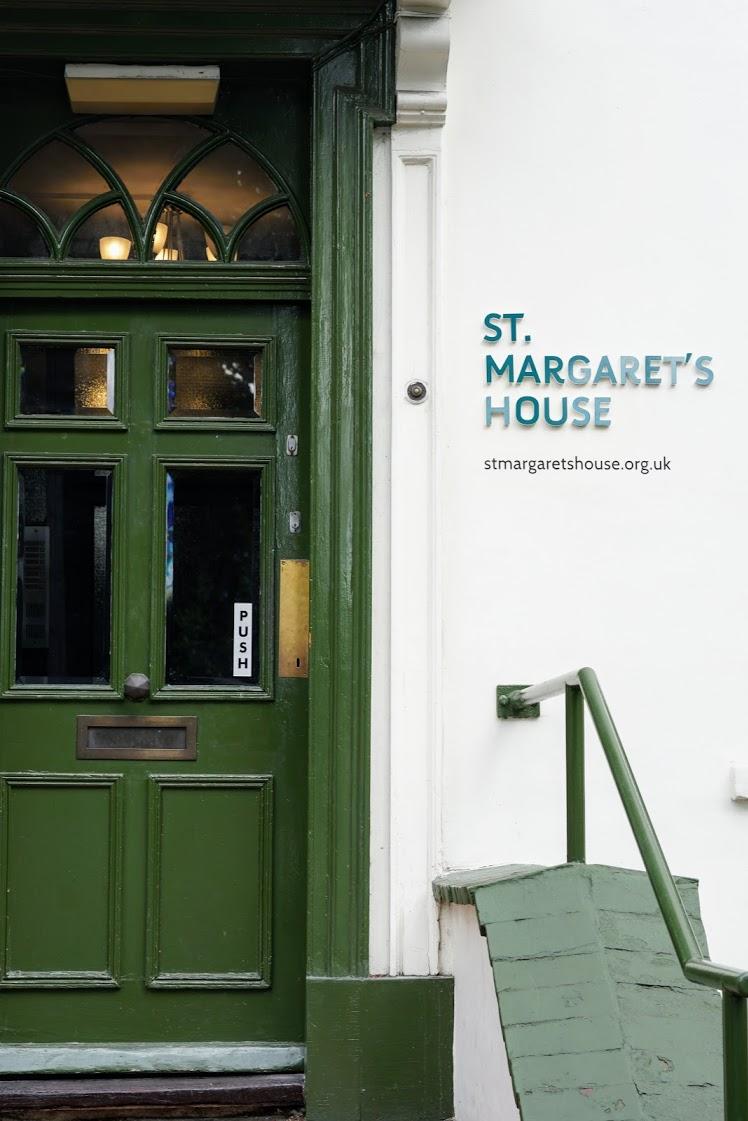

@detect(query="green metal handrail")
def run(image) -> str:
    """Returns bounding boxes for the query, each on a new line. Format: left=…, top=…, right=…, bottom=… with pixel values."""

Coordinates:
left=502, top=668, right=748, bottom=1121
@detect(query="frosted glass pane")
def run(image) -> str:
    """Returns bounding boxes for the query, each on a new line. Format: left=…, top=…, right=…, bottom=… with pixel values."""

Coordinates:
left=167, top=345, right=263, bottom=419
left=20, top=343, right=115, bottom=417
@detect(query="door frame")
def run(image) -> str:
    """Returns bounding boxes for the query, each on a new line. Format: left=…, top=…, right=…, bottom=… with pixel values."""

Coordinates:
left=0, top=0, right=396, bottom=1057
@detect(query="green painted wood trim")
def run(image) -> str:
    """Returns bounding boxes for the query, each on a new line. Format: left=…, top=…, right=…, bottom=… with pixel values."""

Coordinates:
left=307, top=0, right=396, bottom=978
left=0, top=266, right=311, bottom=302
left=0, top=1043, right=305, bottom=1076
left=0, top=7, right=382, bottom=61
left=305, top=977, right=453, bottom=1121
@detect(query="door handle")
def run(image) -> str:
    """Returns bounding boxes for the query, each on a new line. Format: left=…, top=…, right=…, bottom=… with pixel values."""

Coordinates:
left=123, top=672, right=150, bottom=700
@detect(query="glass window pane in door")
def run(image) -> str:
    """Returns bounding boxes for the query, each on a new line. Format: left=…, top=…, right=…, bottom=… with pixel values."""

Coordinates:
left=234, top=206, right=302, bottom=262
left=176, top=143, right=276, bottom=231
left=75, top=119, right=211, bottom=218
left=0, top=201, right=49, bottom=258
left=165, top=468, right=261, bottom=686
left=151, top=206, right=218, bottom=261
left=20, top=343, right=116, bottom=416
left=8, top=140, right=110, bottom=228
left=66, top=203, right=134, bottom=260
left=167, top=345, right=263, bottom=419
left=16, top=466, right=113, bottom=685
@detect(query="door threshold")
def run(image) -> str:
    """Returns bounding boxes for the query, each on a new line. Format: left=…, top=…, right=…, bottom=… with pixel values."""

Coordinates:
left=0, top=1046, right=305, bottom=1077
left=0, top=1073, right=304, bottom=1120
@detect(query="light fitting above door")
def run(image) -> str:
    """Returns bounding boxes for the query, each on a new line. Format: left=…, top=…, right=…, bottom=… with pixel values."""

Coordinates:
left=64, top=64, right=220, bottom=115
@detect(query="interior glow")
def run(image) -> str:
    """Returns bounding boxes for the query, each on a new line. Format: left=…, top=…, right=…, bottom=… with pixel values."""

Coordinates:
left=152, top=222, right=168, bottom=255
left=99, top=236, right=131, bottom=260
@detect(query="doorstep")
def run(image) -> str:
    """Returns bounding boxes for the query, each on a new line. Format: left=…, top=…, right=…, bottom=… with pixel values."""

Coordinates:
left=0, top=1074, right=304, bottom=1120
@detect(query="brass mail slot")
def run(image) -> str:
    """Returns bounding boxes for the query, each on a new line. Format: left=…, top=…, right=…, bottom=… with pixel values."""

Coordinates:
left=76, top=715, right=197, bottom=760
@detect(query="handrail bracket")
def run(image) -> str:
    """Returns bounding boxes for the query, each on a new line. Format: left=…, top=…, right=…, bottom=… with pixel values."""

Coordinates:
left=496, top=685, right=539, bottom=720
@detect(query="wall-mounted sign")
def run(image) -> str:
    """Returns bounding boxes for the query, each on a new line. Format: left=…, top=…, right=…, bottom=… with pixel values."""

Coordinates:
left=482, top=311, right=714, bottom=429
left=233, top=602, right=253, bottom=677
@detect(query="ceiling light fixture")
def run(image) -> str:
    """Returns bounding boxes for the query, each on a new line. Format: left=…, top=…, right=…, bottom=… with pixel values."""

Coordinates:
left=65, top=65, right=220, bottom=115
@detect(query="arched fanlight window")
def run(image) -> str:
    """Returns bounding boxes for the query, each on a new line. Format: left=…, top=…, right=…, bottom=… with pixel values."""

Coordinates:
left=0, top=118, right=307, bottom=264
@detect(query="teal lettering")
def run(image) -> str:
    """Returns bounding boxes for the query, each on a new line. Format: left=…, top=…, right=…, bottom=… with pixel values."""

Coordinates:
left=694, top=355, right=714, bottom=386
left=503, top=313, right=524, bottom=342
left=485, top=395, right=511, bottom=426
left=571, top=397, right=591, bottom=427
left=517, top=355, right=540, bottom=384
left=485, top=354, right=514, bottom=383
left=544, top=397, right=568, bottom=427
left=544, top=355, right=564, bottom=384
left=594, top=397, right=611, bottom=427
left=483, top=313, right=502, bottom=342
left=644, top=355, right=662, bottom=385
left=661, top=355, right=683, bottom=387
left=568, top=356, right=591, bottom=385
left=593, top=355, right=616, bottom=385
left=620, top=356, right=640, bottom=385
left=516, top=396, right=539, bottom=426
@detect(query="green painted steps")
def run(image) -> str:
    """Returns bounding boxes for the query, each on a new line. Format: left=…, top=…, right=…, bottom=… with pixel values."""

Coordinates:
left=434, top=863, right=722, bottom=1121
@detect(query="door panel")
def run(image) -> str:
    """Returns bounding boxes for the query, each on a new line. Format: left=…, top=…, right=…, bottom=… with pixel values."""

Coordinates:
left=0, top=774, right=122, bottom=989
left=146, top=774, right=272, bottom=988
left=0, top=299, right=308, bottom=1054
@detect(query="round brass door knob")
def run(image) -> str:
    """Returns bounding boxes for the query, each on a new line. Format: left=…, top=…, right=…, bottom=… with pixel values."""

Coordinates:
left=123, top=672, right=150, bottom=700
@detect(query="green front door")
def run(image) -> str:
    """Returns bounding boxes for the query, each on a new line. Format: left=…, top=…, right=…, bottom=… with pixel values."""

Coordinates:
left=0, top=297, right=308, bottom=1069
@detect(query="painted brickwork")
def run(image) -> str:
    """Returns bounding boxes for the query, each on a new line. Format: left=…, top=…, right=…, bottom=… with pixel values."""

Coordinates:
left=436, top=864, right=722, bottom=1120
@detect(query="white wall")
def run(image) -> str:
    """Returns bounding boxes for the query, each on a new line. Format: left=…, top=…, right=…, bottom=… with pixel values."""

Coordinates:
left=439, top=904, right=519, bottom=1121
left=372, top=0, right=748, bottom=975
left=439, top=0, right=748, bottom=967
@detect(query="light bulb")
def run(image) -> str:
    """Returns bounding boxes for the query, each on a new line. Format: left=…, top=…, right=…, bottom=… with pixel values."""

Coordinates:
left=99, top=236, right=132, bottom=260
left=152, top=222, right=168, bottom=255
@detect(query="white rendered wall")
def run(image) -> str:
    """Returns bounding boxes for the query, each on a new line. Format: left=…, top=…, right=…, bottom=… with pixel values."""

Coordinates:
left=372, top=0, right=748, bottom=977
left=440, top=0, right=748, bottom=965
left=439, top=904, right=519, bottom=1121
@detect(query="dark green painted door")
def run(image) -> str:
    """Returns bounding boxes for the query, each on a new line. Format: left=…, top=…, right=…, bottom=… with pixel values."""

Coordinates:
left=0, top=298, right=308, bottom=1059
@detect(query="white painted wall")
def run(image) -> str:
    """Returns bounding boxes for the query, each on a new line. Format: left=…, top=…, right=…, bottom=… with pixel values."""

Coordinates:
left=373, top=0, right=748, bottom=987
left=439, top=904, right=519, bottom=1121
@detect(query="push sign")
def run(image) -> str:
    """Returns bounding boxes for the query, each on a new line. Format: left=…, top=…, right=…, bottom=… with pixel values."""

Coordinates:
left=233, top=603, right=253, bottom=677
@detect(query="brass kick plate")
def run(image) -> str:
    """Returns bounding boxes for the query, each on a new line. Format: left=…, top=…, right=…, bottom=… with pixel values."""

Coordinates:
left=279, top=559, right=309, bottom=678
